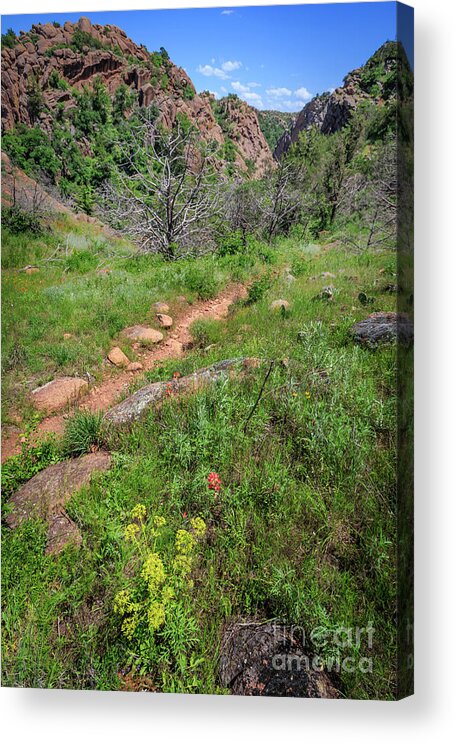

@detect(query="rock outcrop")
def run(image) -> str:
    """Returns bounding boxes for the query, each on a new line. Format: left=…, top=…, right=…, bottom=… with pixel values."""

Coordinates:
left=351, top=312, right=414, bottom=345
left=274, top=41, right=400, bottom=159
left=104, top=358, right=258, bottom=427
left=6, top=452, right=112, bottom=554
left=1, top=17, right=274, bottom=176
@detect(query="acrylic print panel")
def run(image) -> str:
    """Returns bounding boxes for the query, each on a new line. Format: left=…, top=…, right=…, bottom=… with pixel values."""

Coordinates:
left=1, top=2, right=414, bottom=700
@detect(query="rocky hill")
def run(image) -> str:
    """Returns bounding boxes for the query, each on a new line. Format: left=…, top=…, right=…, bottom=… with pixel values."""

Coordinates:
left=274, top=41, right=400, bottom=158
left=1, top=17, right=274, bottom=176
left=255, top=109, right=296, bottom=151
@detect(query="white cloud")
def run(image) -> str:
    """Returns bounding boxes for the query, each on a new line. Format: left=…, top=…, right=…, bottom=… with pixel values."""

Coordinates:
left=209, top=90, right=219, bottom=99
left=197, top=64, right=229, bottom=80
left=221, top=60, right=242, bottom=72
left=266, top=98, right=302, bottom=112
left=221, top=9, right=234, bottom=15
left=295, top=86, right=312, bottom=101
left=243, top=91, right=264, bottom=108
left=247, top=81, right=261, bottom=88
left=220, top=85, right=228, bottom=93
left=229, top=81, right=264, bottom=108
left=266, top=87, right=292, bottom=98
left=231, top=81, right=250, bottom=94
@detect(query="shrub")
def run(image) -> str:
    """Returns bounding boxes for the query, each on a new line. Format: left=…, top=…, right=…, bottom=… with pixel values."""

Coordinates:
left=217, top=230, right=245, bottom=257
left=63, top=411, right=105, bottom=457
left=183, top=263, right=219, bottom=299
left=1, top=205, right=43, bottom=235
left=245, top=274, right=271, bottom=305
left=1, top=28, right=18, bottom=49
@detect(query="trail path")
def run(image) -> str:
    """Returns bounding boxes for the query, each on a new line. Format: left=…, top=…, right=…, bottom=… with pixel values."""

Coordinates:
left=1, top=283, right=247, bottom=462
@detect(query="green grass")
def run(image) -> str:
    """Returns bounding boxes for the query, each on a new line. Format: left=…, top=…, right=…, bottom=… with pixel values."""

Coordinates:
left=1, top=216, right=400, bottom=698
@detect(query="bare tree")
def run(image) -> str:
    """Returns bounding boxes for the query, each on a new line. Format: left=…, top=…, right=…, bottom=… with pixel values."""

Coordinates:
left=339, top=140, right=397, bottom=251
left=101, top=115, right=222, bottom=260
left=261, top=159, right=303, bottom=242
left=222, top=179, right=266, bottom=243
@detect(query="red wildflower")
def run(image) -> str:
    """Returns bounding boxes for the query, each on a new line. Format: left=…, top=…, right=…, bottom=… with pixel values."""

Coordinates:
left=207, top=472, right=221, bottom=492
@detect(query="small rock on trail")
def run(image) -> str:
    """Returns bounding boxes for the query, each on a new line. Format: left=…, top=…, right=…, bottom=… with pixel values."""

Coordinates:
left=31, top=377, right=88, bottom=413
left=122, top=325, right=164, bottom=345
left=127, top=361, right=143, bottom=372
left=107, top=346, right=130, bottom=367
left=219, top=621, right=339, bottom=698
left=156, top=313, right=173, bottom=328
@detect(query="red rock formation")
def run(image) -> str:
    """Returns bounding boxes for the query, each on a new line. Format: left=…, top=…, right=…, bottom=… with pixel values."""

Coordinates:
left=1, top=16, right=274, bottom=176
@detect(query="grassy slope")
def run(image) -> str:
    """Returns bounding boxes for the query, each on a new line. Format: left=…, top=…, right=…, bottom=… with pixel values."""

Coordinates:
left=1, top=219, right=256, bottom=424
left=1, top=224, right=399, bottom=698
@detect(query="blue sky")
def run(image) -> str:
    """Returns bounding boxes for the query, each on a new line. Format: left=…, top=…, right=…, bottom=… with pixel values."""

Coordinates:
left=2, top=3, right=410, bottom=112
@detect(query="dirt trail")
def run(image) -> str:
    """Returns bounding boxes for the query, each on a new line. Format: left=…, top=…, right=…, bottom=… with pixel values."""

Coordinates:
left=1, top=283, right=247, bottom=462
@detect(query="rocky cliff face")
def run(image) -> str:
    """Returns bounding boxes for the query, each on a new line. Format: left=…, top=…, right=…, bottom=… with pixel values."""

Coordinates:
left=1, top=16, right=274, bottom=176
left=274, top=41, right=399, bottom=159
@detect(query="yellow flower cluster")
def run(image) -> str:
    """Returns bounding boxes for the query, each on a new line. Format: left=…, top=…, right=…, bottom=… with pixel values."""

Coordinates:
left=130, top=503, right=147, bottom=521
left=148, top=600, right=166, bottom=631
left=151, top=515, right=167, bottom=538
left=124, top=523, right=140, bottom=542
left=121, top=615, right=138, bottom=640
left=141, top=551, right=166, bottom=593
left=190, top=516, right=207, bottom=539
left=113, top=589, right=132, bottom=616
left=175, top=528, right=196, bottom=554
left=115, top=514, right=207, bottom=640
left=172, top=553, right=193, bottom=577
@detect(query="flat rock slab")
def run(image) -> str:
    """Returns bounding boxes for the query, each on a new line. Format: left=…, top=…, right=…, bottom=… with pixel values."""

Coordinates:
left=122, top=325, right=164, bottom=345
left=45, top=512, right=82, bottom=555
left=351, top=312, right=414, bottom=345
left=6, top=452, right=112, bottom=553
left=31, top=377, right=88, bottom=413
left=108, top=346, right=130, bottom=367
left=104, top=358, right=251, bottom=427
left=219, top=621, right=339, bottom=698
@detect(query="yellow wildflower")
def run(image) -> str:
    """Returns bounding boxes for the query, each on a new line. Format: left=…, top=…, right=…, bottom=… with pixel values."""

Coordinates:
left=141, top=552, right=166, bottom=592
left=305, top=390, right=311, bottom=399
left=162, top=585, right=175, bottom=604
left=113, top=589, right=132, bottom=615
left=175, top=529, right=196, bottom=553
left=190, top=516, right=206, bottom=539
left=124, top=522, right=140, bottom=542
left=148, top=601, right=165, bottom=631
left=130, top=503, right=147, bottom=521
left=172, top=553, right=193, bottom=577
left=121, top=615, right=138, bottom=640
